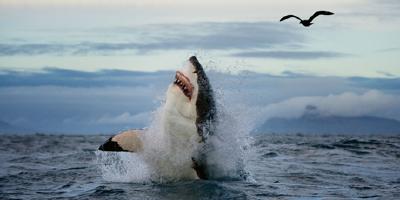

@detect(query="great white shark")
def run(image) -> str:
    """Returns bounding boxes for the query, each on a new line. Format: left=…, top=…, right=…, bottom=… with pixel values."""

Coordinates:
left=99, top=56, right=217, bottom=180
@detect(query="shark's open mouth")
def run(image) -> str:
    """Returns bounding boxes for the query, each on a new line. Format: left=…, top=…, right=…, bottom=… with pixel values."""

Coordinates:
left=174, top=71, right=194, bottom=100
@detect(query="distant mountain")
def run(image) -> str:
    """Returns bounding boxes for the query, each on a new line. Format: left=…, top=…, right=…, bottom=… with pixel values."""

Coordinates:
left=257, top=114, right=400, bottom=134
left=0, top=120, right=32, bottom=134
left=0, top=120, right=13, bottom=128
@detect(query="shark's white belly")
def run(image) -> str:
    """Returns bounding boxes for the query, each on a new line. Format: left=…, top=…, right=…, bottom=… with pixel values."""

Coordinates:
left=149, top=104, right=200, bottom=180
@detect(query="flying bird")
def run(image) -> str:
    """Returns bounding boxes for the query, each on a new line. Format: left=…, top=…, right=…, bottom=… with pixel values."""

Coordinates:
left=280, top=11, right=334, bottom=27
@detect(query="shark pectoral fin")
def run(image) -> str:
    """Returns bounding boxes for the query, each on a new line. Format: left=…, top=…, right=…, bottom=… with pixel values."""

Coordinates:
left=98, top=129, right=144, bottom=152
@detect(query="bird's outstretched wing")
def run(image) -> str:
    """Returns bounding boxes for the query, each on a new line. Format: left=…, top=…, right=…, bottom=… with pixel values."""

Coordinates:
left=280, top=15, right=302, bottom=22
left=309, top=11, right=334, bottom=22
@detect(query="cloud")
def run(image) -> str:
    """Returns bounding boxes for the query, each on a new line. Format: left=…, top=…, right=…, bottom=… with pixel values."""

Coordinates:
left=376, top=71, right=396, bottom=77
left=377, top=47, right=400, bottom=53
left=94, top=112, right=151, bottom=125
left=0, top=67, right=171, bottom=87
left=1, top=67, right=400, bottom=134
left=230, top=50, right=350, bottom=60
left=0, top=22, right=304, bottom=56
left=148, top=22, right=303, bottom=50
left=0, top=43, right=67, bottom=56
left=340, top=0, right=400, bottom=22
left=0, top=86, right=163, bottom=134
left=372, top=0, right=400, bottom=13
left=251, top=90, right=400, bottom=127
left=349, top=77, right=400, bottom=90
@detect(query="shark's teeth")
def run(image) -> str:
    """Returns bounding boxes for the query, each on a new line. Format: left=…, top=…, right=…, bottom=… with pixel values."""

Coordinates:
left=174, top=71, right=194, bottom=100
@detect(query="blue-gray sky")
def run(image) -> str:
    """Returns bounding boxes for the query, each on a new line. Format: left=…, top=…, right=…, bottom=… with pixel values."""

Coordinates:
left=0, top=0, right=399, bottom=133
left=0, top=0, right=399, bottom=76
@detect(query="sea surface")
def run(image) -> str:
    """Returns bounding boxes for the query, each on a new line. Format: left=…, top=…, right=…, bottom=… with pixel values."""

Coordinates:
left=1, top=134, right=399, bottom=199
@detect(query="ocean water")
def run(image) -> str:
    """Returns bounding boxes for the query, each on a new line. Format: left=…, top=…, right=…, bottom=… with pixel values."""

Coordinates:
left=1, top=133, right=399, bottom=199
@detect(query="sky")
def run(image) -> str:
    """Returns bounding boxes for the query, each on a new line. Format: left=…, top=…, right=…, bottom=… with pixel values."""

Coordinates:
left=0, top=0, right=399, bottom=134
left=1, top=0, right=399, bottom=76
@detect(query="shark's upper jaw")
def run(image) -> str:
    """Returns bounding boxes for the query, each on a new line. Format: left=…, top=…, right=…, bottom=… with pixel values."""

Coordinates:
left=174, top=71, right=194, bottom=100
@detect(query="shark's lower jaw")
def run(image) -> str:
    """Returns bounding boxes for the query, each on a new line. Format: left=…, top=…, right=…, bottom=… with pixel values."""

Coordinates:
left=174, top=71, right=193, bottom=100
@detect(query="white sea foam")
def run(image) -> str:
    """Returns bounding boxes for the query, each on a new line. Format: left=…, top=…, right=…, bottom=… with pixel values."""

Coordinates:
left=95, top=151, right=151, bottom=183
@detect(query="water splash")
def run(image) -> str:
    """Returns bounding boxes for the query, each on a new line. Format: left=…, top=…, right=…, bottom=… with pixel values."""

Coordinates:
left=197, top=59, right=257, bottom=180
left=95, top=151, right=151, bottom=183
left=96, top=70, right=256, bottom=183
